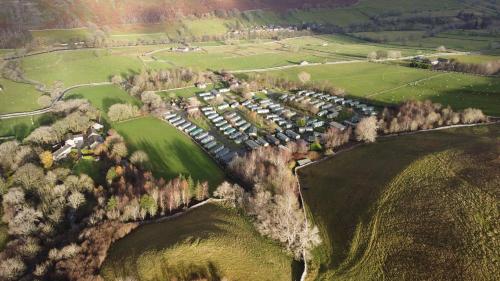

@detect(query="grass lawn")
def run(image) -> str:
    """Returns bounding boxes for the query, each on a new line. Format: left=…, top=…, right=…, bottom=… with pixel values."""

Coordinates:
left=65, top=84, right=141, bottom=121
left=21, top=49, right=143, bottom=86
left=113, top=117, right=224, bottom=188
left=299, top=124, right=500, bottom=280
left=101, top=202, right=299, bottom=281
left=0, top=78, right=43, bottom=114
left=73, top=158, right=104, bottom=185
left=264, top=62, right=500, bottom=115
left=0, top=114, right=56, bottom=140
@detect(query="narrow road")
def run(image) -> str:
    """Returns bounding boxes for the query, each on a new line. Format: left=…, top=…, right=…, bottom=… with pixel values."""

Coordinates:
left=0, top=82, right=112, bottom=119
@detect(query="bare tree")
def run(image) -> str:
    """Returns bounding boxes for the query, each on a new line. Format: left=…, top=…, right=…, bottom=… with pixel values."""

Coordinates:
left=298, top=71, right=311, bottom=84
left=213, top=181, right=245, bottom=207
left=355, top=116, right=378, bottom=143
left=108, top=103, right=140, bottom=122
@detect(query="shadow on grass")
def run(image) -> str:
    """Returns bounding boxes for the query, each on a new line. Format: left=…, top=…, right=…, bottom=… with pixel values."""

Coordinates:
left=297, top=127, right=492, bottom=271
left=117, top=128, right=224, bottom=189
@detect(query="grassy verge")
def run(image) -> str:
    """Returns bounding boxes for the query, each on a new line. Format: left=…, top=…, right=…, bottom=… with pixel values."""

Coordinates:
left=101, top=202, right=299, bottom=281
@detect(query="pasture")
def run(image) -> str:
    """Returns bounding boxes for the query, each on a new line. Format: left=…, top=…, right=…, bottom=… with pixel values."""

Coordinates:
left=353, top=30, right=500, bottom=51
left=30, top=28, right=90, bottom=44
left=299, top=124, right=500, bottom=281
left=21, top=49, right=143, bottom=86
left=150, top=35, right=426, bottom=71
left=101, top=202, right=298, bottom=281
left=0, top=78, right=43, bottom=114
left=65, top=84, right=141, bottom=120
left=264, top=62, right=500, bottom=115
left=0, top=114, right=56, bottom=140
left=113, top=117, right=224, bottom=188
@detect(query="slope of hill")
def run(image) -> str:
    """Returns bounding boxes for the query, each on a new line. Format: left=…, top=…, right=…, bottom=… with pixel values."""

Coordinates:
left=0, top=0, right=356, bottom=29
left=299, top=125, right=500, bottom=280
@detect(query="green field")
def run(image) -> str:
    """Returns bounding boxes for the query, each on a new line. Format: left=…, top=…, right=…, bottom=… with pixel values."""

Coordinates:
left=21, top=49, right=143, bottom=86
left=65, top=84, right=141, bottom=120
left=0, top=114, right=56, bottom=140
left=264, top=62, right=500, bottom=115
left=299, top=125, right=500, bottom=280
left=151, top=35, right=426, bottom=71
left=0, top=78, right=44, bottom=114
left=353, top=30, right=500, bottom=51
left=30, top=28, right=90, bottom=44
left=114, top=117, right=224, bottom=188
left=448, top=54, right=500, bottom=64
left=101, top=202, right=298, bottom=281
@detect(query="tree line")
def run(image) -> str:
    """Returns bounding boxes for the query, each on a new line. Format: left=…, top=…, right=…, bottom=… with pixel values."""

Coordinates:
left=433, top=59, right=500, bottom=76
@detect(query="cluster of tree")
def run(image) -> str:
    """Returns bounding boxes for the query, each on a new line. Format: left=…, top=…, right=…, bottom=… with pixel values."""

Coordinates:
left=378, top=100, right=487, bottom=134
left=1, top=60, right=25, bottom=82
left=367, top=50, right=402, bottom=60
left=0, top=28, right=31, bottom=49
left=355, top=116, right=378, bottom=143
left=25, top=99, right=99, bottom=145
left=0, top=122, right=214, bottom=280
left=225, top=29, right=311, bottom=42
left=0, top=139, right=97, bottom=281
left=216, top=181, right=322, bottom=260
left=245, top=72, right=345, bottom=97
left=140, top=91, right=164, bottom=113
left=105, top=174, right=209, bottom=222
left=107, top=103, right=140, bottom=122
left=322, top=127, right=352, bottom=150
left=433, top=59, right=500, bottom=76
left=118, top=68, right=208, bottom=97
left=229, top=146, right=297, bottom=193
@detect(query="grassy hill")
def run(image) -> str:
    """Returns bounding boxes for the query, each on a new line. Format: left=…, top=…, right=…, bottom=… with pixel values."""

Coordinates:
left=101, top=202, right=299, bottom=281
left=299, top=124, right=500, bottom=280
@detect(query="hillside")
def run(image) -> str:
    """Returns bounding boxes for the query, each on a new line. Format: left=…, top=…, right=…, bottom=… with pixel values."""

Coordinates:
left=101, top=202, right=300, bottom=281
left=299, top=125, right=500, bottom=280
left=0, top=0, right=355, bottom=29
